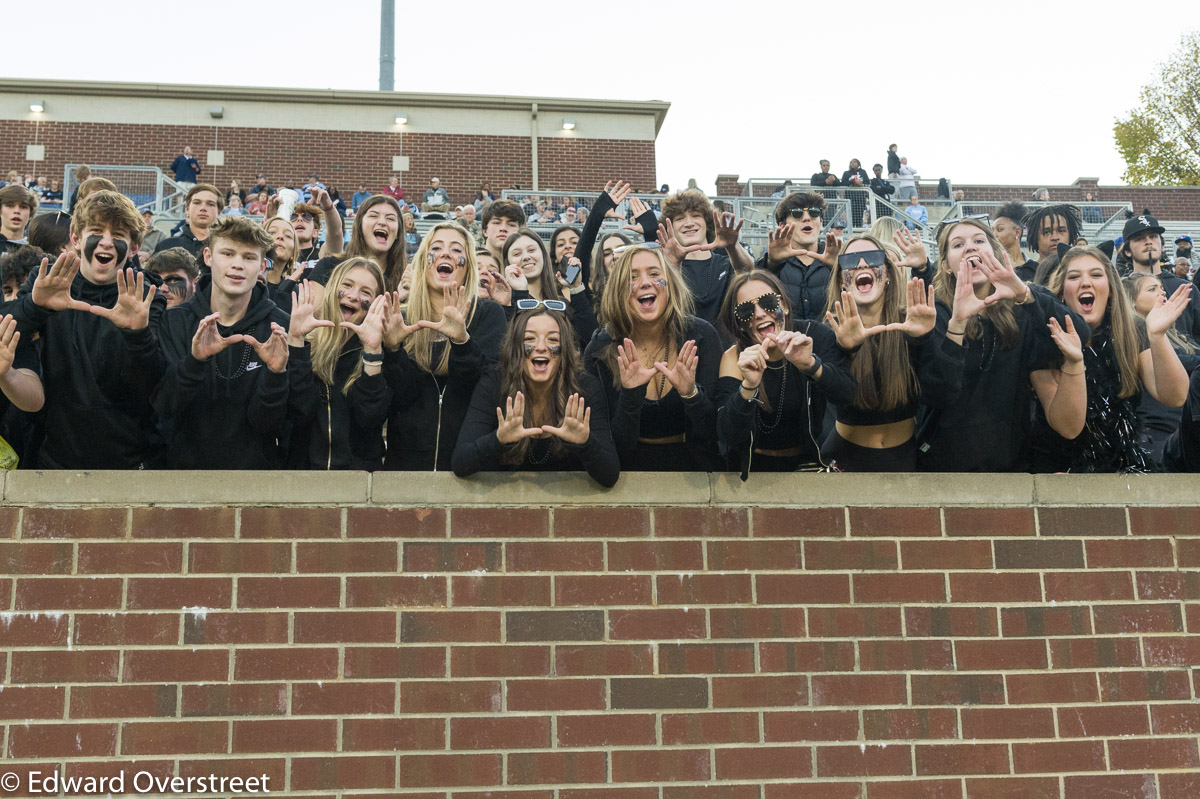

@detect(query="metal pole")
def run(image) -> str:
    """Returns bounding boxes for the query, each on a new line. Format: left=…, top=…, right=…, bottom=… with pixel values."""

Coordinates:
left=379, top=0, right=395, bottom=91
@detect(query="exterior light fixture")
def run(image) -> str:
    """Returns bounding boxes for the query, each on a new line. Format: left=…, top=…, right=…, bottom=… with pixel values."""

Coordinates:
left=29, top=100, right=45, bottom=113
left=562, top=118, right=575, bottom=130
left=395, top=112, right=408, bottom=125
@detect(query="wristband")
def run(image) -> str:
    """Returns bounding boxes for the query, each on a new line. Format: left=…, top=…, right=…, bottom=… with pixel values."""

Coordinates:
left=740, top=384, right=759, bottom=402
left=680, top=385, right=700, bottom=400
left=947, top=325, right=967, bottom=336
left=798, top=355, right=822, bottom=378
left=1061, top=365, right=1085, bottom=376
left=361, top=351, right=384, bottom=364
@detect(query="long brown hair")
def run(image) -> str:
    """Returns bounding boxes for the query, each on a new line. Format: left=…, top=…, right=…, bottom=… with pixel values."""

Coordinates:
left=498, top=309, right=585, bottom=465
left=1122, top=273, right=1196, bottom=355
left=344, top=195, right=407, bottom=290
left=1049, top=247, right=1141, bottom=398
left=309, top=258, right=386, bottom=395
left=719, top=270, right=793, bottom=351
left=932, top=218, right=1019, bottom=348
left=403, top=222, right=481, bottom=376
left=502, top=229, right=559, bottom=301
left=823, top=234, right=917, bottom=412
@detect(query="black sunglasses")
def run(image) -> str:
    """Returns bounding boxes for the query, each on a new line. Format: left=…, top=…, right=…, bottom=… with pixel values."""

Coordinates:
left=290, top=213, right=314, bottom=223
left=837, top=250, right=887, bottom=270
left=734, top=291, right=782, bottom=323
left=787, top=207, right=823, bottom=220
left=516, top=298, right=567, bottom=312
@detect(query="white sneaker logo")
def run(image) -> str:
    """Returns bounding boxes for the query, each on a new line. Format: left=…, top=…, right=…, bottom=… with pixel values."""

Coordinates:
left=246, top=361, right=261, bottom=371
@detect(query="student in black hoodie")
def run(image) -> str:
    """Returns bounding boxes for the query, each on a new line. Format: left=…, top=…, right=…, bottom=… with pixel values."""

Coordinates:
left=382, top=222, right=506, bottom=470
left=154, top=216, right=291, bottom=468
left=756, top=191, right=843, bottom=320
left=287, top=260, right=391, bottom=470
left=9, top=190, right=167, bottom=468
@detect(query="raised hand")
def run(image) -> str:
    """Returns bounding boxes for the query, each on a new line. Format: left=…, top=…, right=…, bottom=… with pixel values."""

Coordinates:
left=767, top=224, right=809, bottom=265
left=657, top=217, right=714, bottom=266
left=557, top=257, right=583, bottom=290
left=1146, top=283, right=1193, bottom=338
left=623, top=197, right=651, bottom=233
left=949, top=257, right=988, bottom=324
left=246, top=322, right=290, bottom=373
left=655, top=339, right=698, bottom=397
left=191, top=313, right=244, bottom=362
left=288, top=279, right=336, bottom=344
left=798, top=231, right=842, bottom=268
left=711, top=211, right=744, bottom=250
left=772, top=329, right=816, bottom=370
left=977, top=249, right=1027, bottom=306
left=341, top=294, right=388, bottom=352
left=825, top=290, right=889, bottom=349
left=88, top=268, right=156, bottom=330
left=265, top=194, right=282, bottom=219
left=1047, top=316, right=1083, bottom=367
left=602, top=180, right=633, bottom=211
left=616, top=338, right=657, bottom=390
left=382, top=291, right=421, bottom=350
left=495, top=392, right=544, bottom=445
left=416, top=285, right=471, bottom=344
left=0, top=315, right=19, bottom=377
left=542, top=392, right=591, bottom=445
left=737, top=343, right=768, bottom=389
left=504, top=263, right=529, bottom=292
left=881, top=278, right=937, bottom=338
left=31, top=251, right=90, bottom=312
left=310, top=187, right=333, bottom=212
left=892, top=227, right=929, bottom=269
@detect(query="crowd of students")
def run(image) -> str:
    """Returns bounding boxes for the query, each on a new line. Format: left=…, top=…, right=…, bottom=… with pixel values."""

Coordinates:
left=2, top=177, right=1199, bottom=480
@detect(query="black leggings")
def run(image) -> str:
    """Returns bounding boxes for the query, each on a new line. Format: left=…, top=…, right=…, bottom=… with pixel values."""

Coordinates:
left=821, top=430, right=917, bottom=472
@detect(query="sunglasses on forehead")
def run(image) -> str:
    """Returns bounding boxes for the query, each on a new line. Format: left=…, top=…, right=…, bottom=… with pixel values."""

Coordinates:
left=516, top=298, right=567, bottom=312
left=612, top=242, right=662, bottom=257
left=787, top=207, right=823, bottom=220
left=836, top=249, right=887, bottom=270
left=936, top=213, right=990, bottom=232
left=734, top=291, right=783, bottom=323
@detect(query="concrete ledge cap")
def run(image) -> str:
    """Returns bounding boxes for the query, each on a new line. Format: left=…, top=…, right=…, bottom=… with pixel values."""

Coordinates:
left=371, top=471, right=711, bottom=506
left=3, top=471, right=370, bottom=505
left=711, top=472, right=1036, bottom=507
left=1033, top=473, right=1200, bottom=506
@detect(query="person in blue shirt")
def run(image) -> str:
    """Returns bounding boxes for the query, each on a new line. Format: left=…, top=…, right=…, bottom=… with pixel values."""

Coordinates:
left=169, top=146, right=200, bottom=188
left=351, top=183, right=372, bottom=213
left=904, top=194, right=928, bottom=230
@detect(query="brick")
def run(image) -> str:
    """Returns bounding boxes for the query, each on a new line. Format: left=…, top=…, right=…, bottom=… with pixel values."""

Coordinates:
left=1152, top=702, right=1200, bottom=734
left=1059, top=704, right=1151, bottom=737
left=77, top=542, right=182, bottom=574
left=400, top=754, right=501, bottom=787
left=715, top=745, right=812, bottom=779
left=957, top=639, right=1048, bottom=672
left=1181, top=538, right=1200, bottom=566
left=859, top=640, right=954, bottom=671
left=611, top=749, right=710, bottom=782
left=240, top=506, right=341, bottom=538
left=128, top=577, right=234, bottom=609
left=178, top=758, right=285, bottom=790
left=509, top=679, right=606, bottom=711
left=449, top=644, right=549, bottom=677
left=121, top=720, right=228, bottom=755
left=452, top=575, right=549, bottom=607
left=1086, top=537, right=1174, bottom=567
left=400, top=681, right=501, bottom=713
left=995, top=539, right=1083, bottom=568
left=557, top=714, right=657, bottom=747
left=661, top=711, right=759, bottom=744
left=657, top=573, right=753, bottom=604
left=870, top=780, right=961, bottom=799
left=508, top=751, right=607, bottom=784
left=21, top=507, right=126, bottom=538
left=966, top=777, right=1060, bottom=799
left=760, top=641, right=856, bottom=672
left=944, top=507, right=1035, bottom=536
left=1001, top=605, right=1091, bottom=636
left=754, top=507, right=845, bottom=537
left=1129, top=505, right=1200, bottom=535
left=232, top=719, right=338, bottom=753
left=404, top=541, right=502, bottom=571
left=607, top=540, right=703, bottom=571
left=1100, top=669, right=1191, bottom=701
left=849, top=507, right=939, bottom=537
left=7, top=723, right=118, bottom=757
left=609, top=608, right=705, bottom=640
left=611, top=677, right=707, bottom=709
left=1013, top=740, right=1105, bottom=773
left=237, top=576, right=340, bottom=608
left=916, top=743, right=1009, bottom=775
left=188, top=541, right=291, bottom=573
left=1161, top=772, right=1200, bottom=799
left=559, top=645, right=654, bottom=679
left=567, top=791, right=657, bottom=799
left=452, top=716, right=551, bottom=750
left=0, top=686, right=65, bottom=719
left=707, top=539, right=803, bottom=570
left=296, top=541, right=398, bottom=572
left=347, top=507, right=445, bottom=538
left=756, top=574, right=851, bottom=604
left=1144, top=634, right=1200, bottom=665
left=347, top=575, right=447, bottom=607
left=132, top=507, right=235, bottom=538
left=14, top=577, right=123, bottom=609
left=344, top=645, right=445, bottom=678
left=949, top=572, right=1042, bottom=602
left=554, top=507, right=648, bottom=537
left=1038, top=506, right=1126, bottom=535
left=0, top=611, right=70, bottom=646
left=0, top=506, right=17, bottom=538
left=235, top=648, right=338, bottom=680
left=1095, top=602, right=1183, bottom=633
left=507, top=541, right=603, bottom=571
left=659, top=642, right=754, bottom=674
left=1008, top=672, right=1098, bottom=703
left=452, top=507, right=548, bottom=538
left=292, top=682, right=395, bottom=715
left=1137, top=570, right=1200, bottom=600
left=653, top=507, right=748, bottom=537
left=11, top=650, right=119, bottom=683
left=863, top=708, right=958, bottom=740
left=342, top=717, right=445, bottom=751
left=804, top=539, right=898, bottom=570
left=1050, top=636, right=1142, bottom=668
left=912, top=673, right=1006, bottom=705
left=765, top=709, right=859, bottom=742
left=816, top=744, right=911, bottom=777
left=809, top=607, right=902, bottom=637
left=906, top=606, right=998, bottom=637
left=507, top=610, right=603, bottom=641
left=1044, top=570, right=1134, bottom=600
left=1064, top=775, right=1158, bottom=799
left=902, top=539, right=993, bottom=569
left=294, top=610, right=396, bottom=643
left=402, top=610, right=501, bottom=642
left=72, top=685, right=177, bottom=719
left=854, top=572, right=946, bottom=602
left=1112, top=736, right=1199, bottom=769
left=555, top=575, right=652, bottom=606
left=710, top=607, right=806, bottom=638
left=291, top=755, right=396, bottom=790
left=0, top=541, right=73, bottom=573
left=765, top=785, right=864, bottom=799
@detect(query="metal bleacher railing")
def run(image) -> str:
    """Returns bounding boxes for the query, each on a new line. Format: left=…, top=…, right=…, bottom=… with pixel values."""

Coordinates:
left=62, top=164, right=187, bottom=214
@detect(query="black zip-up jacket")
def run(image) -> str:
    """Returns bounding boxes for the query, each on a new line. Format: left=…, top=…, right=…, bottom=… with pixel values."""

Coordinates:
left=153, top=276, right=292, bottom=468
left=289, top=340, right=391, bottom=470
left=9, top=267, right=167, bottom=468
left=382, top=298, right=506, bottom=470
left=755, top=247, right=831, bottom=321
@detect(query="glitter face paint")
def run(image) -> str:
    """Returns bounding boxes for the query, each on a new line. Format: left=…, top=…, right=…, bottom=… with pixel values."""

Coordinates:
left=523, top=343, right=562, bottom=357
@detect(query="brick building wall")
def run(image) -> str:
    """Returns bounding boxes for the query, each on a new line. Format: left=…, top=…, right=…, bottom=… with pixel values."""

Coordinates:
left=0, top=471, right=1197, bottom=798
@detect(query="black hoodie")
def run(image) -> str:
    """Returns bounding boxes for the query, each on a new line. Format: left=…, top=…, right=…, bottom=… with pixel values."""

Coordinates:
left=9, top=266, right=167, bottom=468
left=153, top=275, right=291, bottom=468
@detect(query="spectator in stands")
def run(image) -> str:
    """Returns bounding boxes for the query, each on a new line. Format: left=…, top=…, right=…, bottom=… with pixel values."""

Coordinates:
left=811, top=160, right=839, bottom=188
left=1, top=245, right=45, bottom=303
left=352, top=183, right=372, bottom=213
left=308, top=195, right=405, bottom=300
left=226, top=180, right=247, bottom=208
left=68, top=165, right=90, bottom=210
left=842, top=159, right=869, bottom=188
left=156, top=184, right=223, bottom=258
left=1, top=171, right=17, bottom=187
left=501, top=229, right=596, bottom=348
left=482, top=199, right=525, bottom=266
left=28, top=211, right=71, bottom=258
left=991, top=201, right=1037, bottom=282
left=153, top=216, right=292, bottom=469
left=869, top=164, right=895, bottom=217
left=531, top=201, right=556, bottom=225
left=144, top=246, right=198, bottom=309
left=887, top=144, right=901, bottom=178
left=302, top=173, right=326, bottom=203
left=576, top=206, right=589, bottom=228
left=43, top=180, right=62, bottom=204
left=327, top=187, right=348, bottom=219
left=0, top=185, right=36, bottom=256
left=0, top=271, right=45, bottom=437
left=1025, top=204, right=1082, bottom=261
left=456, top=205, right=482, bottom=239
left=266, top=187, right=344, bottom=265
left=10, top=190, right=167, bottom=468
left=1033, top=188, right=1051, bottom=201
left=895, top=158, right=918, bottom=201
left=1121, top=215, right=1198, bottom=335
left=903, top=194, right=928, bottom=230
left=247, top=192, right=269, bottom=215
left=1175, top=257, right=1193, bottom=280
left=222, top=195, right=248, bottom=216
left=476, top=249, right=508, bottom=304
left=383, top=176, right=404, bottom=202
left=421, top=177, right=452, bottom=216
left=252, top=174, right=274, bottom=197
left=1175, top=235, right=1192, bottom=263
left=142, top=211, right=166, bottom=254
left=757, top=192, right=838, bottom=319
left=771, top=180, right=793, bottom=199
left=77, top=177, right=119, bottom=206
left=474, top=182, right=495, bottom=214
left=521, top=194, right=540, bottom=219
left=170, top=146, right=200, bottom=193
left=560, top=206, right=578, bottom=226
left=1082, top=192, right=1103, bottom=224
left=403, top=212, right=421, bottom=258
left=32, top=177, right=48, bottom=200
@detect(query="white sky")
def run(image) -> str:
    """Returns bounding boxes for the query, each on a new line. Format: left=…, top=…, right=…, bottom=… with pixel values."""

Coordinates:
left=4, top=1, right=1192, bottom=193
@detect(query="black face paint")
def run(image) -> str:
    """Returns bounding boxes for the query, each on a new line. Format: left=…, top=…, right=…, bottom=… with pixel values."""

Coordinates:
left=337, top=289, right=370, bottom=311
left=653, top=279, right=668, bottom=289
left=426, top=253, right=435, bottom=265
left=457, top=256, right=467, bottom=268
left=524, top=344, right=562, bottom=357
left=84, top=235, right=128, bottom=266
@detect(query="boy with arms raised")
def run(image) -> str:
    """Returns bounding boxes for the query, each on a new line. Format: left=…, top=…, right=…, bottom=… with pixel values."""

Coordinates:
left=154, top=216, right=292, bottom=468
left=9, top=190, right=165, bottom=467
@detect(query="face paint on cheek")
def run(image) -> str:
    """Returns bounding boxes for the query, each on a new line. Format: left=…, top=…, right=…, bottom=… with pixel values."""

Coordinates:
left=83, top=236, right=128, bottom=266
left=457, top=256, right=466, bottom=268
left=523, top=343, right=535, bottom=357
left=653, top=279, right=668, bottom=289
left=548, top=345, right=562, bottom=357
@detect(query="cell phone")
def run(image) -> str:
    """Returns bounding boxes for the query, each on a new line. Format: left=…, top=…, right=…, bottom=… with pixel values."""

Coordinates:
left=560, top=256, right=581, bottom=286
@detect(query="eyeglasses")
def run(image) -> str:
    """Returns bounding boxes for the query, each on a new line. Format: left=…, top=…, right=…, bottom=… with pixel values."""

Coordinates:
left=734, top=291, right=782, bottom=323
left=290, top=213, right=314, bottom=223
left=612, top=242, right=662, bottom=257
left=516, top=298, right=568, bottom=312
left=836, top=249, right=887, bottom=270
left=937, top=213, right=990, bottom=232
left=787, top=208, right=823, bottom=220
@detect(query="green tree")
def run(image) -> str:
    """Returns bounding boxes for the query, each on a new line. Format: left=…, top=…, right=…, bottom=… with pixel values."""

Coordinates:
left=1113, top=32, right=1200, bottom=186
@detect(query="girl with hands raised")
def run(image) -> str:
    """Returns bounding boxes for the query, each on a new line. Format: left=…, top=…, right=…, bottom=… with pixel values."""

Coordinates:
left=716, top=271, right=855, bottom=477
left=454, top=309, right=618, bottom=486
left=502, top=227, right=597, bottom=348
left=0, top=313, right=44, bottom=416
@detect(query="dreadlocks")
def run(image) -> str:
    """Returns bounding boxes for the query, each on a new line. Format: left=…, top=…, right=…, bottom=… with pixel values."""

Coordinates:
left=1025, top=204, right=1082, bottom=259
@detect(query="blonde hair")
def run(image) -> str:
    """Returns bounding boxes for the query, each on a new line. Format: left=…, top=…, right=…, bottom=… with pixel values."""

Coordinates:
left=309, top=258, right=386, bottom=396
left=403, top=223, right=481, bottom=375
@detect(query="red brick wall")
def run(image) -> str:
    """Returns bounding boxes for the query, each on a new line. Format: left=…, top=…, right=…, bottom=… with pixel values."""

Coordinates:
left=2, top=491, right=1197, bottom=798
left=0, top=120, right=656, bottom=205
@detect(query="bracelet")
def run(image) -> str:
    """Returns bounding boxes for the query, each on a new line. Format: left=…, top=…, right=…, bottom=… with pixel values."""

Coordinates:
left=361, top=351, right=384, bottom=364
left=680, top=385, right=700, bottom=400
left=946, top=326, right=967, bottom=336
left=740, top=384, right=759, bottom=401
left=798, top=355, right=822, bottom=378
left=1061, top=365, right=1085, bottom=376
